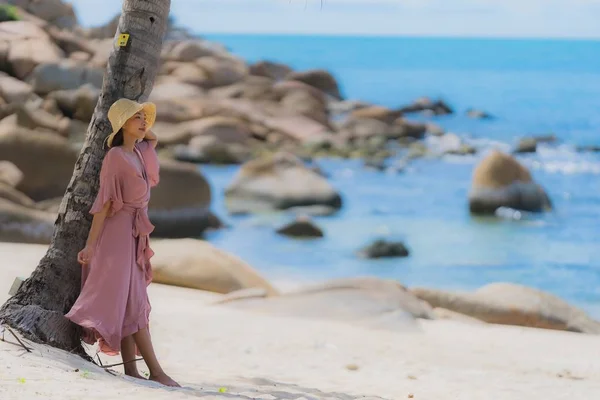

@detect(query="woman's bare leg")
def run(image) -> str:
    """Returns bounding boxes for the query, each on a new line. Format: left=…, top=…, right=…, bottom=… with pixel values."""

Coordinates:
left=132, top=327, right=180, bottom=387
left=121, top=335, right=143, bottom=379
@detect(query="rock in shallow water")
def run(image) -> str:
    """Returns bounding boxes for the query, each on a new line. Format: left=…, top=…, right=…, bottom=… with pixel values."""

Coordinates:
left=276, top=216, right=324, bottom=238
left=358, top=239, right=410, bottom=259
left=224, top=151, right=342, bottom=216
left=468, top=150, right=552, bottom=215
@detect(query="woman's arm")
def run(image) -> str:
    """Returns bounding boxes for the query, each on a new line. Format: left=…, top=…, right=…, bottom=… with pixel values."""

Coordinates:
left=85, top=200, right=111, bottom=247
left=144, top=129, right=158, bottom=149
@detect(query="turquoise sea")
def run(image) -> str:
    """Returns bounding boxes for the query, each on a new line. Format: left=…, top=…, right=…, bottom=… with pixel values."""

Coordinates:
left=200, top=34, right=600, bottom=316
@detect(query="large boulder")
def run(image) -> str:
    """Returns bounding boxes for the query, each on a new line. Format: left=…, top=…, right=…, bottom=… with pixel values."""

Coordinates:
left=286, top=69, right=342, bottom=100
left=14, top=103, right=70, bottom=136
left=148, top=158, right=219, bottom=238
left=210, top=76, right=276, bottom=101
left=173, top=135, right=250, bottom=165
left=148, top=81, right=205, bottom=102
left=48, top=83, right=99, bottom=122
left=162, top=40, right=215, bottom=62
left=0, top=160, right=23, bottom=187
left=8, top=0, right=78, bottom=29
left=0, top=127, right=77, bottom=200
left=225, top=152, right=343, bottom=215
left=0, top=21, right=64, bottom=79
left=0, top=181, right=35, bottom=207
left=29, top=61, right=104, bottom=94
left=249, top=60, right=292, bottom=81
left=149, top=238, right=279, bottom=295
left=157, top=116, right=251, bottom=147
left=411, top=283, right=600, bottom=334
left=196, top=56, right=248, bottom=88
left=216, top=98, right=329, bottom=143
left=0, top=197, right=55, bottom=244
left=217, top=277, right=433, bottom=331
left=0, top=72, right=35, bottom=103
left=468, top=150, right=552, bottom=214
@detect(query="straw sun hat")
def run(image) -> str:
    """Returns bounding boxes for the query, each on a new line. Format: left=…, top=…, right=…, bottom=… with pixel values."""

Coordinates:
left=106, top=98, right=156, bottom=148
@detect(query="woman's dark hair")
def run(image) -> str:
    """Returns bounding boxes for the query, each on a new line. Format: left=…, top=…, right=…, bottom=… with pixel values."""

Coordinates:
left=105, top=128, right=124, bottom=150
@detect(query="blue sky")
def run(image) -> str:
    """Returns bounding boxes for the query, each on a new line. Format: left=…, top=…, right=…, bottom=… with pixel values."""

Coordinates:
left=70, top=0, right=600, bottom=38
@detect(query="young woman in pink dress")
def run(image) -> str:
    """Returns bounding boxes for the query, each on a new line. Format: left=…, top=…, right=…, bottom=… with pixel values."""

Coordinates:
left=65, top=98, right=179, bottom=387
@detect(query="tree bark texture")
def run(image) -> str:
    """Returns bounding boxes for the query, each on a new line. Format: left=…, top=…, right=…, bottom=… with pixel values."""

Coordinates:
left=0, top=0, right=171, bottom=353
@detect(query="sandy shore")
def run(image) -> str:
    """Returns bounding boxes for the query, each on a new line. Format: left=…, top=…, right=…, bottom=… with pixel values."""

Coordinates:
left=1, top=242, right=600, bottom=400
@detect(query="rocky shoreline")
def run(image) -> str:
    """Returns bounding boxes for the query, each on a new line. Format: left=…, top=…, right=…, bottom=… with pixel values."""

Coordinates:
left=0, top=1, right=597, bottom=338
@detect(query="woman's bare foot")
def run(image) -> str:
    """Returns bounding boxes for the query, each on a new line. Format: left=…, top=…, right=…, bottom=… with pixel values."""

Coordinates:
left=150, top=373, right=180, bottom=387
left=124, top=370, right=145, bottom=380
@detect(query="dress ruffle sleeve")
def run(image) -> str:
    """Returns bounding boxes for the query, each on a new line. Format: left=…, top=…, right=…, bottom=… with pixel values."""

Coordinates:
left=90, top=150, right=124, bottom=217
left=136, top=140, right=160, bottom=187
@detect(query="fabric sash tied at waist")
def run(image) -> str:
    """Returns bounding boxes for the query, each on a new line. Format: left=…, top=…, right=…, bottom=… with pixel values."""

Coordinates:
left=123, top=205, right=155, bottom=284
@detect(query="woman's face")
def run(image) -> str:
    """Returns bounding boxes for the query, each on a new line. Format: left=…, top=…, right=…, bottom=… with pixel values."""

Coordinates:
left=122, top=111, right=147, bottom=140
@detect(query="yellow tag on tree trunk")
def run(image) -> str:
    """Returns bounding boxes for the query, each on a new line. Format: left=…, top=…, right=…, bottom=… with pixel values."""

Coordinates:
left=117, top=33, right=130, bottom=47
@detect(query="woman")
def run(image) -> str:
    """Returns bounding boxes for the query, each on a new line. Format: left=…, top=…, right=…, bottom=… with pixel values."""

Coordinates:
left=65, top=98, right=179, bottom=387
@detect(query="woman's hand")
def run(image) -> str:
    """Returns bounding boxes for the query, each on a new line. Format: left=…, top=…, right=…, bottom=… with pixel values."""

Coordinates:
left=77, top=245, right=95, bottom=265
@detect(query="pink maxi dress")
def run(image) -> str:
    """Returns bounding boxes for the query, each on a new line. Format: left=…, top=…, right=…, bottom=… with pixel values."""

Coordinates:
left=65, top=140, right=159, bottom=355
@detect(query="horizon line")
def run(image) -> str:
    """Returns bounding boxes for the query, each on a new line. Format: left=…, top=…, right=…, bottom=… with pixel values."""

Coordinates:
left=195, top=30, right=600, bottom=42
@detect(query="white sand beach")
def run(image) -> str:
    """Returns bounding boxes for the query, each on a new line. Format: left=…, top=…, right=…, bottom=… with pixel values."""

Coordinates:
left=2, top=242, right=600, bottom=400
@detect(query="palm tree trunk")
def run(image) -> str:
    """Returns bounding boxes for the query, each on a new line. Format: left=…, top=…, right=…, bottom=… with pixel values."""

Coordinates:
left=0, top=0, right=171, bottom=353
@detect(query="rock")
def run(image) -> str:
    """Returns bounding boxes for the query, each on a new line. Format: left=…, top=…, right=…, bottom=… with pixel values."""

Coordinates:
left=163, top=40, right=215, bottom=62
left=48, top=83, right=99, bottom=122
left=249, top=60, right=292, bottom=81
left=466, top=108, right=494, bottom=119
left=225, top=152, right=342, bottom=215
left=286, top=69, right=342, bottom=100
left=399, top=97, right=454, bottom=115
left=0, top=181, right=35, bottom=208
left=10, top=0, right=78, bottom=29
left=425, top=123, right=445, bottom=136
left=468, top=150, right=552, bottom=214
left=514, top=137, right=537, bottom=153
left=393, top=119, right=428, bottom=139
left=218, top=277, right=434, bottom=330
left=149, top=238, right=279, bottom=295
left=196, top=56, right=248, bottom=88
left=216, top=98, right=329, bottom=144
left=87, top=38, right=113, bottom=68
left=0, top=160, right=23, bottom=187
left=169, top=62, right=209, bottom=86
left=173, top=135, right=249, bottom=165
left=363, top=157, right=387, bottom=171
left=0, top=197, right=55, bottom=244
left=340, top=117, right=388, bottom=139
left=350, top=106, right=403, bottom=124
left=149, top=81, right=205, bottom=101
left=279, top=88, right=329, bottom=126
left=15, top=104, right=70, bottom=136
left=45, top=25, right=95, bottom=55
left=432, top=307, right=487, bottom=324
left=0, top=21, right=64, bottom=79
left=210, top=76, right=276, bottom=101
left=576, top=145, right=600, bottom=153
left=429, top=133, right=476, bottom=156
left=0, top=127, right=77, bottom=200
left=0, top=72, right=34, bottom=103
left=29, top=61, right=103, bottom=94
left=158, top=116, right=252, bottom=147
left=411, top=283, right=600, bottom=334
left=276, top=216, right=324, bottom=238
left=358, top=239, right=410, bottom=259
left=148, top=158, right=218, bottom=238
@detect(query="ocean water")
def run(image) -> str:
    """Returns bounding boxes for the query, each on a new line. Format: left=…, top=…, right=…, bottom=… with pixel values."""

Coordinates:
left=200, top=34, right=600, bottom=316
